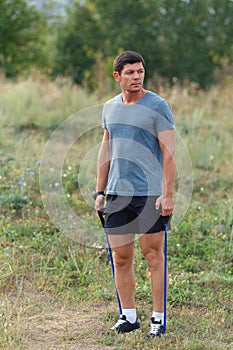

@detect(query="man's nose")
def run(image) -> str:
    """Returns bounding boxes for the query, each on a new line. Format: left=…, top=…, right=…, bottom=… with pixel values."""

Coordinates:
left=133, top=72, right=140, bottom=79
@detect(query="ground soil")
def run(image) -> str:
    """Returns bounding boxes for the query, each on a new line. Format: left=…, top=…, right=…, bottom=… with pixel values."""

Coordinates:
left=2, top=283, right=115, bottom=350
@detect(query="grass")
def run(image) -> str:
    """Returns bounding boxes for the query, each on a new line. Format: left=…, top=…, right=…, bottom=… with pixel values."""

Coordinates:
left=0, top=75, right=232, bottom=349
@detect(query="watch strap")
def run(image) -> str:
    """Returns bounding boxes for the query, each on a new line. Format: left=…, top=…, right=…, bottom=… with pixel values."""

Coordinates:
left=93, top=191, right=105, bottom=200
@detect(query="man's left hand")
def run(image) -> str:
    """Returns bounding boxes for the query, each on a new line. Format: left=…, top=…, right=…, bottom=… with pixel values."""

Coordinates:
left=155, top=194, right=174, bottom=216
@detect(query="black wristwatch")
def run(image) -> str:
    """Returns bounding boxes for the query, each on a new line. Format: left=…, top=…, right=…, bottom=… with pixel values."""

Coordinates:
left=93, top=191, right=105, bottom=200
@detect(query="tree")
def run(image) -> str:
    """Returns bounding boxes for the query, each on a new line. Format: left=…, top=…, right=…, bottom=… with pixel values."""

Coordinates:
left=0, top=0, right=49, bottom=77
left=54, top=0, right=162, bottom=87
left=54, top=0, right=233, bottom=88
left=53, top=1, right=103, bottom=86
left=157, top=0, right=233, bottom=86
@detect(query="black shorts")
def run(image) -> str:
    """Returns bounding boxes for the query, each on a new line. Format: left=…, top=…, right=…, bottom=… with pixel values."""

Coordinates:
left=105, top=195, right=171, bottom=234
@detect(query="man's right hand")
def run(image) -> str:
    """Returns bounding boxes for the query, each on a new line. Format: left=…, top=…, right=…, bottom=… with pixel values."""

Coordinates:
left=95, top=194, right=105, bottom=212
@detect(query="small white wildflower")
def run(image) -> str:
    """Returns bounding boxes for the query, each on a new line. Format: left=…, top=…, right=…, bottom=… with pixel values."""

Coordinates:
left=160, top=7, right=167, bottom=15
left=54, top=182, right=60, bottom=187
left=208, top=7, right=216, bottom=15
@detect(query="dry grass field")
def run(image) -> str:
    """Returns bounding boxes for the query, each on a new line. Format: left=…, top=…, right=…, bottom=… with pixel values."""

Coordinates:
left=0, top=76, right=232, bottom=349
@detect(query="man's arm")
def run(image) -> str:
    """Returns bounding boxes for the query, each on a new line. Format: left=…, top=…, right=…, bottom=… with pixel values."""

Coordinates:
left=156, top=129, right=176, bottom=216
left=95, top=129, right=110, bottom=211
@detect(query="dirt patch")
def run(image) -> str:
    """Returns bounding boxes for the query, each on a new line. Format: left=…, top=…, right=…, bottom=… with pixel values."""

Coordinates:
left=1, top=280, right=231, bottom=349
left=19, top=306, right=112, bottom=350
left=1, top=284, right=115, bottom=350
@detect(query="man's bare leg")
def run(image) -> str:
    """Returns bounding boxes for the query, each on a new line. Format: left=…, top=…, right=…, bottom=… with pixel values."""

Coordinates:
left=108, top=234, right=135, bottom=309
left=140, top=231, right=166, bottom=313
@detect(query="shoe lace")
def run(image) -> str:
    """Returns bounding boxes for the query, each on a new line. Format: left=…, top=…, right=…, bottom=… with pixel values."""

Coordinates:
left=110, top=316, right=128, bottom=330
left=114, top=317, right=127, bottom=328
left=150, top=321, right=161, bottom=335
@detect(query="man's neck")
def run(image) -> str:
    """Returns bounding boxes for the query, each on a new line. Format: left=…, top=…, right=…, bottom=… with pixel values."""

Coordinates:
left=122, top=89, right=147, bottom=105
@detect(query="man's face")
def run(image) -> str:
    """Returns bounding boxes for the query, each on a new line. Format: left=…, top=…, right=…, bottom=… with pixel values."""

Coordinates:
left=113, top=62, right=145, bottom=93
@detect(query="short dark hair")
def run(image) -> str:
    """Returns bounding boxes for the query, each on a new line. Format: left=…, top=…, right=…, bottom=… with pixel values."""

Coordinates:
left=113, top=51, right=145, bottom=74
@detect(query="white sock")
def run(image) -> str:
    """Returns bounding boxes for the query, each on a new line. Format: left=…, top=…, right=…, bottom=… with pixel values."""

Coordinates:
left=152, top=311, right=164, bottom=325
left=122, top=308, right=137, bottom=323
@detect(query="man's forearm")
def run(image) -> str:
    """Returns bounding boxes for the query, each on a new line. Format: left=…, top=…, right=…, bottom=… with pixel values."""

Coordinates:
left=158, top=129, right=176, bottom=199
left=96, top=160, right=110, bottom=192
left=155, top=147, right=176, bottom=216
left=162, top=151, right=176, bottom=196
left=96, top=130, right=110, bottom=192
left=95, top=140, right=110, bottom=211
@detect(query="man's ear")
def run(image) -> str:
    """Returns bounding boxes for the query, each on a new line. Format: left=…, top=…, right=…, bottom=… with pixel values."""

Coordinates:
left=113, top=71, right=121, bottom=82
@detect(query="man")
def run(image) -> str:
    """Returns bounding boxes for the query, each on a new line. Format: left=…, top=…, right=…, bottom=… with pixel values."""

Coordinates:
left=94, top=51, right=176, bottom=337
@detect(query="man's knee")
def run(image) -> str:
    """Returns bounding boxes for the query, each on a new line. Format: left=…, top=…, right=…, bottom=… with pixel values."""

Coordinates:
left=143, top=250, right=163, bottom=270
left=113, top=249, right=133, bottom=269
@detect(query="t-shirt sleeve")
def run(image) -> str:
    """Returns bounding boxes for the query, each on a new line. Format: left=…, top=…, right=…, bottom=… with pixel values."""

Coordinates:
left=155, top=100, right=175, bottom=132
left=102, top=94, right=123, bottom=130
left=101, top=104, right=107, bottom=129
